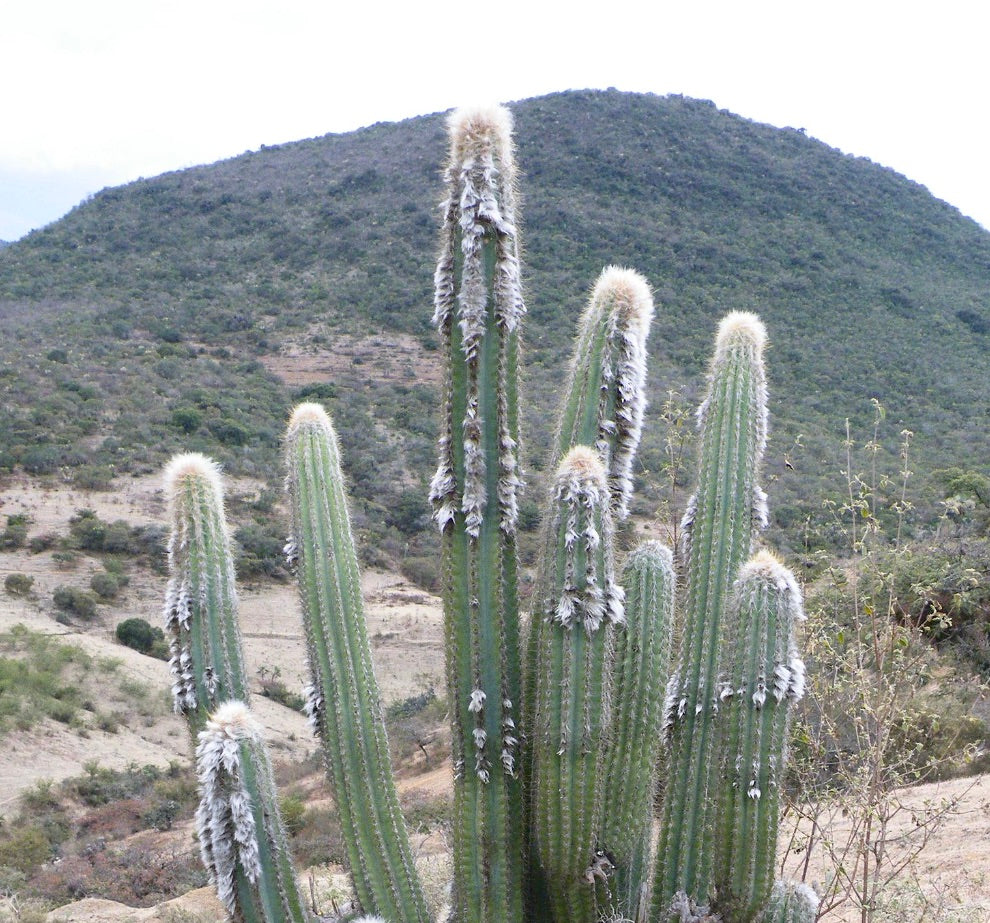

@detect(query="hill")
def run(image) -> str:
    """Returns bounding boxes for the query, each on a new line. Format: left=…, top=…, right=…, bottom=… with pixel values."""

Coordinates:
left=0, top=89, right=988, bottom=562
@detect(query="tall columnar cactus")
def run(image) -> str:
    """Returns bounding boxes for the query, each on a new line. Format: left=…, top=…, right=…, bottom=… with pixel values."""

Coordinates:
left=653, top=311, right=777, bottom=919
left=600, top=540, right=676, bottom=920
left=163, top=455, right=308, bottom=923
left=531, top=447, right=625, bottom=923
left=429, top=105, right=525, bottom=923
left=284, top=403, right=430, bottom=923
left=196, top=702, right=309, bottom=923
left=163, top=453, right=251, bottom=735
left=712, top=552, right=806, bottom=922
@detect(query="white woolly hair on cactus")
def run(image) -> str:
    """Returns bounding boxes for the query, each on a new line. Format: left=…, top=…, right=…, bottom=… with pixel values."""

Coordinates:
left=593, top=265, right=654, bottom=337
left=286, top=399, right=334, bottom=432
left=714, top=309, right=768, bottom=356
left=195, top=700, right=264, bottom=913
left=447, top=103, right=516, bottom=166
left=163, top=451, right=226, bottom=508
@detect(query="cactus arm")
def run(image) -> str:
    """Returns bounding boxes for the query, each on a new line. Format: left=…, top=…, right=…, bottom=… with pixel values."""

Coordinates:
left=162, top=453, right=251, bottom=736
left=551, top=266, right=654, bottom=519
left=196, top=701, right=309, bottom=923
left=654, top=312, right=770, bottom=917
left=430, top=104, right=525, bottom=923
left=712, top=552, right=806, bottom=922
left=532, top=447, right=625, bottom=923
left=284, top=403, right=430, bottom=923
left=599, top=540, right=675, bottom=920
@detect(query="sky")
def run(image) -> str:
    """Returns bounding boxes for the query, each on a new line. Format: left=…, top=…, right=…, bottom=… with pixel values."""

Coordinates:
left=2, top=1, right=989, bottom=241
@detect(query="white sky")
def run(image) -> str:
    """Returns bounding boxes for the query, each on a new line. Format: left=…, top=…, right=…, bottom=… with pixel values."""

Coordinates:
left=2, top=0, right=988, bottom=241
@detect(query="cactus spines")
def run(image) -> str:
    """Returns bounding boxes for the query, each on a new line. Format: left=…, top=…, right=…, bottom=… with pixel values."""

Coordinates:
left=195, top=701, right=308, bottom=923
left=431, top=104, right=525, bottom=923
left=162, top=453, right=250, bottom=734
left=600, top=540, right=676, bottom=920
left=533, top=446, right=624, bottom=923
left=712, top=551, right=806, bottom=922
left=760, top=880, right=819, bottom=923
left=284, top=402, right=430, bottom=923
left=655, top=311, right=771, bottom=918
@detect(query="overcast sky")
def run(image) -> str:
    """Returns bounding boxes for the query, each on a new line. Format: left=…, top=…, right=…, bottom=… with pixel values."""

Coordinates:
left=2, top=1, right=988, bottom=241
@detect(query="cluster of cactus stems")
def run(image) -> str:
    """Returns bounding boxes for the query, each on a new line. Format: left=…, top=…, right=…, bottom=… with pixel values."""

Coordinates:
left=160, top=104, right=818, bottom=923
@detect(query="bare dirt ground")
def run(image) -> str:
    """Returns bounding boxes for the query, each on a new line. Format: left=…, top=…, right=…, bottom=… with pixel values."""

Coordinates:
left=0, top=474, right=444, bottom=818
left=1, top=474, right=987, bottom=921
left=260, top=330, right=441, bottom=388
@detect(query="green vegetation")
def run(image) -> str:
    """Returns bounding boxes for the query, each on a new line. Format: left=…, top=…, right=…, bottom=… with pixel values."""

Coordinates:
left=0, top=626, right=163, bottom=735
left=0, top=90, right=985, bottom=564
left=0, top=762, right=203, bottom=910
left=115, top=617, right=168, bottom=659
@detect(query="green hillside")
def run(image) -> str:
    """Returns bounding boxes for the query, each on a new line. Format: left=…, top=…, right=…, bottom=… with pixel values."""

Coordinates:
left=1, top=89, right=988, bottom=562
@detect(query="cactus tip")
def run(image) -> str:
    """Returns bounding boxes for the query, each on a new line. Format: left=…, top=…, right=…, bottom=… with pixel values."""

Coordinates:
left=163, top=452, right=223, bottom=497
left=204, top=700, right=263, bottom=742
left=626, top=539, right=674, bottom=570
left=557, top=445, right=607, bottom=483
left=288, top=401, right=331, bottom=429
left=448, top=103, right=515, bottom=158
left=715, top=310, right=767, bottom=355
left=594, top=266, right=654, bottom=335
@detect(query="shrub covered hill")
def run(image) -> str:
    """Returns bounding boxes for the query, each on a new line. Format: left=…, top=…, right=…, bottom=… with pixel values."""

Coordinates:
left=1, top=89, right=988, bottom=565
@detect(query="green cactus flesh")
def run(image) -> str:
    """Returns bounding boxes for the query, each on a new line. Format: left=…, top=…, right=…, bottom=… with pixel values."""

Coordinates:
left=284, top=403, right=429, bottom=923
left=162, top=453, right=250, bottom=737
left=654, top=312, right=770, bottom=918
left=429, top=105, right=525, bottom=923
left=712, top=552, right=806, bottom=922
left=600, top=540, right=675, bottom=920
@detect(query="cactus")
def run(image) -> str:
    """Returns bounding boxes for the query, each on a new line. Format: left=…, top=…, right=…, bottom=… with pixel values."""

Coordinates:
left=429, top=104, right=526, bottom=923
left=599, top=540, right=676, bottom=920
left=531, top=447, right=625, bottom=923
left=163, top=455, right=308, bottom=922
left=162, top=453, right=251, bottom=735
left=284, top=403, right=430, bottom=923
left=196, top=701, right=309, bottom=923
left=160, top=103, right=817, bottom=923
left=711, top=552, right=806, bottom=922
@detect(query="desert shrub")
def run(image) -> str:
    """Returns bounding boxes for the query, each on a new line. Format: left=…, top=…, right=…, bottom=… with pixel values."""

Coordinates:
left=257, top=667, right=305, bottom=711
left=234, top=521, right=287, bottom=580
left=27, top=532, right=57, bottom=553
left=399, top=555, right=439, bottom=593
left=114, top=618, right=165, bottom=656
left=78, top=798, right=148, bottom=838
left=90, top=571, right=121, bottom=600
left=0, top=515, right=28, bottom=550
left=72, top=465, right=114, bottom=490
left=51, top=550, right=79, bottom=569
left=277, top=794, right=306, bottom=836
left=68, top=509, right=106, bottom=550
left=142, top=799, right=180, bottom=832
left=4, top=573, right=34, bottom=596
left=0, top=826, right=50, bottom=873
left=52, top=585, right=98, bottom=621
left=290, top=807, right=347, bottom=868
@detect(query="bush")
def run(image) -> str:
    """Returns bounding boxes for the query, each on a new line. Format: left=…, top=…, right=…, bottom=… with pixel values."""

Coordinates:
left=400, top=556, right=440, bottom=593
left=278, top=794, right=306, bottom=836
left=0, top=515, right=28, bottom=549
left=53, top=585, right=98, bottom=620
left=4, top=573, right=34, bottom=596
left=73, top=464, right=115, bottom=490
left=90, top=572, right=121, bottom=600
left=115, top=618, right=164, bottom=655
left=0, top=825, right=50, bottom=873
